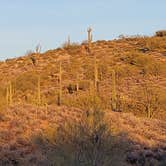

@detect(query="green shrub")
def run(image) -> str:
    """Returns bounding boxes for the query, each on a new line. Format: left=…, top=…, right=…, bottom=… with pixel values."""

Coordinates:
left=15, top=72, right=38, bottom=93
left=131, top=84, right=163, bottom=118
left=122, top=52, right=152, bottom=67
left=156, top=30, right=166, bottom=37
left=63, top=91, right=109, bottom=111
left=79, top=80, right=91, bottom=91
left=145, top=36, right=166, bottom=51
left=39, top=107, right=122, bottom=166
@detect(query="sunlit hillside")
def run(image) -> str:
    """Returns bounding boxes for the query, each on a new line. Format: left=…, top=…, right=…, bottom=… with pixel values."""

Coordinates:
left=0, top=34, right=166, bottom=118
left=0, top=32, right=166, bottom=165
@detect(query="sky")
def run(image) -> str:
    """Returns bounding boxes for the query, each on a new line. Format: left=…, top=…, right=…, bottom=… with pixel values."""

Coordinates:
left=0, top=0, right=166, bottom=60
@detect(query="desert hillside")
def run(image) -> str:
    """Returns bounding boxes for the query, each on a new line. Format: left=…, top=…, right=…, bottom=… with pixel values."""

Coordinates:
left=0, top=35, right=166, bottom=119
left=0, top=34, right=166, bottom=165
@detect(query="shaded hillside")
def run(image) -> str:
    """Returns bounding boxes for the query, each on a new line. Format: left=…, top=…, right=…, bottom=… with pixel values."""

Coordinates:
left=0, top=35, right=166, bottom=119
left=0, top=104, right=165, bottom=165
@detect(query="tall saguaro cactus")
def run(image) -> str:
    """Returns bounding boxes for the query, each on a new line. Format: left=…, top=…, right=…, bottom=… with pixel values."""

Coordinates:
left=37, top=76, right=41, bottom=106
left=9, top=82, right=13, bottom=105
left=58, top=60, right=62, bottom=106
left=76, top=73, right=79, bottom=92
left=87, top=27, right=92, bottom=49
left=67, top=35, right=71, bottom=47
left=147, top=103, right=152, bottom=118
left=6, top=86, right=9, bottom=106
left=6, top=81, right=13, bottom=106
left=111, top=70, right=117, bottom=111
left=94, top=55, right=99, bottom=92
left=35, top=44, right=41, bottom=54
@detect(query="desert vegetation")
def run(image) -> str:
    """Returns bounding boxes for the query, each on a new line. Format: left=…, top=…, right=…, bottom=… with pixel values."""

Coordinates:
left=0, top=29, right=166, bottom=165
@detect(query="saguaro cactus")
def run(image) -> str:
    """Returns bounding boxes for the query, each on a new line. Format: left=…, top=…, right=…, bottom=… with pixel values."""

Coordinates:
left=87, top=27, right=92, bottom=49
left=6, top=86, right=9, bottom=106
left=94, top=55, right=99, bottom=92
left=147, top=103, right=152, bottom=118
left=67, top=35, right=71, bottom=47
left=6, top=81, right=13, bottom=106
left=9, top=82, right=13, bottom=105
left=37, top=76, right=41, bottom=106
left=58, top=60, right=62, bottom=106
left=35, top=44, right=41, bottom=54
left=111, top=70, right=117, bottom=111
left=76, top=73, right=79, bottom=92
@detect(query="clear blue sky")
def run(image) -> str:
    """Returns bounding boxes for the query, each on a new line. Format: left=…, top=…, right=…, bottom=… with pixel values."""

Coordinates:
left=0, top=0, right=166, bottom=60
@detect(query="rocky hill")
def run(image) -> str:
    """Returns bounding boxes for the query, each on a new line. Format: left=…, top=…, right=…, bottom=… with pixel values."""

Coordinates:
left=0, top=35, right=166, bottom=165
left=0, top=35, right=166, bottom=119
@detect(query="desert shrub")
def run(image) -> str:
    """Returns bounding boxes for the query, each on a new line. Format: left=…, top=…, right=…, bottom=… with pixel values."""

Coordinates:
left=38, top=103, right=124, bottom=166
left=41, top=90, right=58, bottom=105
left=66, top=56, right=83, bottom=81
left=83, top=59, right=94, bottom=80
left=159, top=91, right=166, bottom=109
left=121, top=51, right=166, bottom=77
left=15, top=72, right=38, bottom=93
left=79, top=80, right=91, bottom=91
left=138, top=60, right=166, bottom=77
left=145, top=36, right=166, bottom=51
left=14, top=72, right=45, bottom=104
left=30, top=55, right=36, bottom=66
left=147, top=62, right=166, bottom=77
left=64, top=88, right=111, bottom=111
left=154, top=91, right=166, bottom=120
left=156, top=30, right=166, bottom=37
left=133, top=55, right=152, bottom=67
left=66, top=80, right=90, bottom=95
left=64, top=92, right=102, bottom=110
left=98, top=62, right=109, bottom=80
left=114, top=65, right=138, bottom=79
left=67, top=83, right=77, bottom=94
left=131, top=83, right=163, bottom=118
left=122, top=52, right=152, bottom=67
